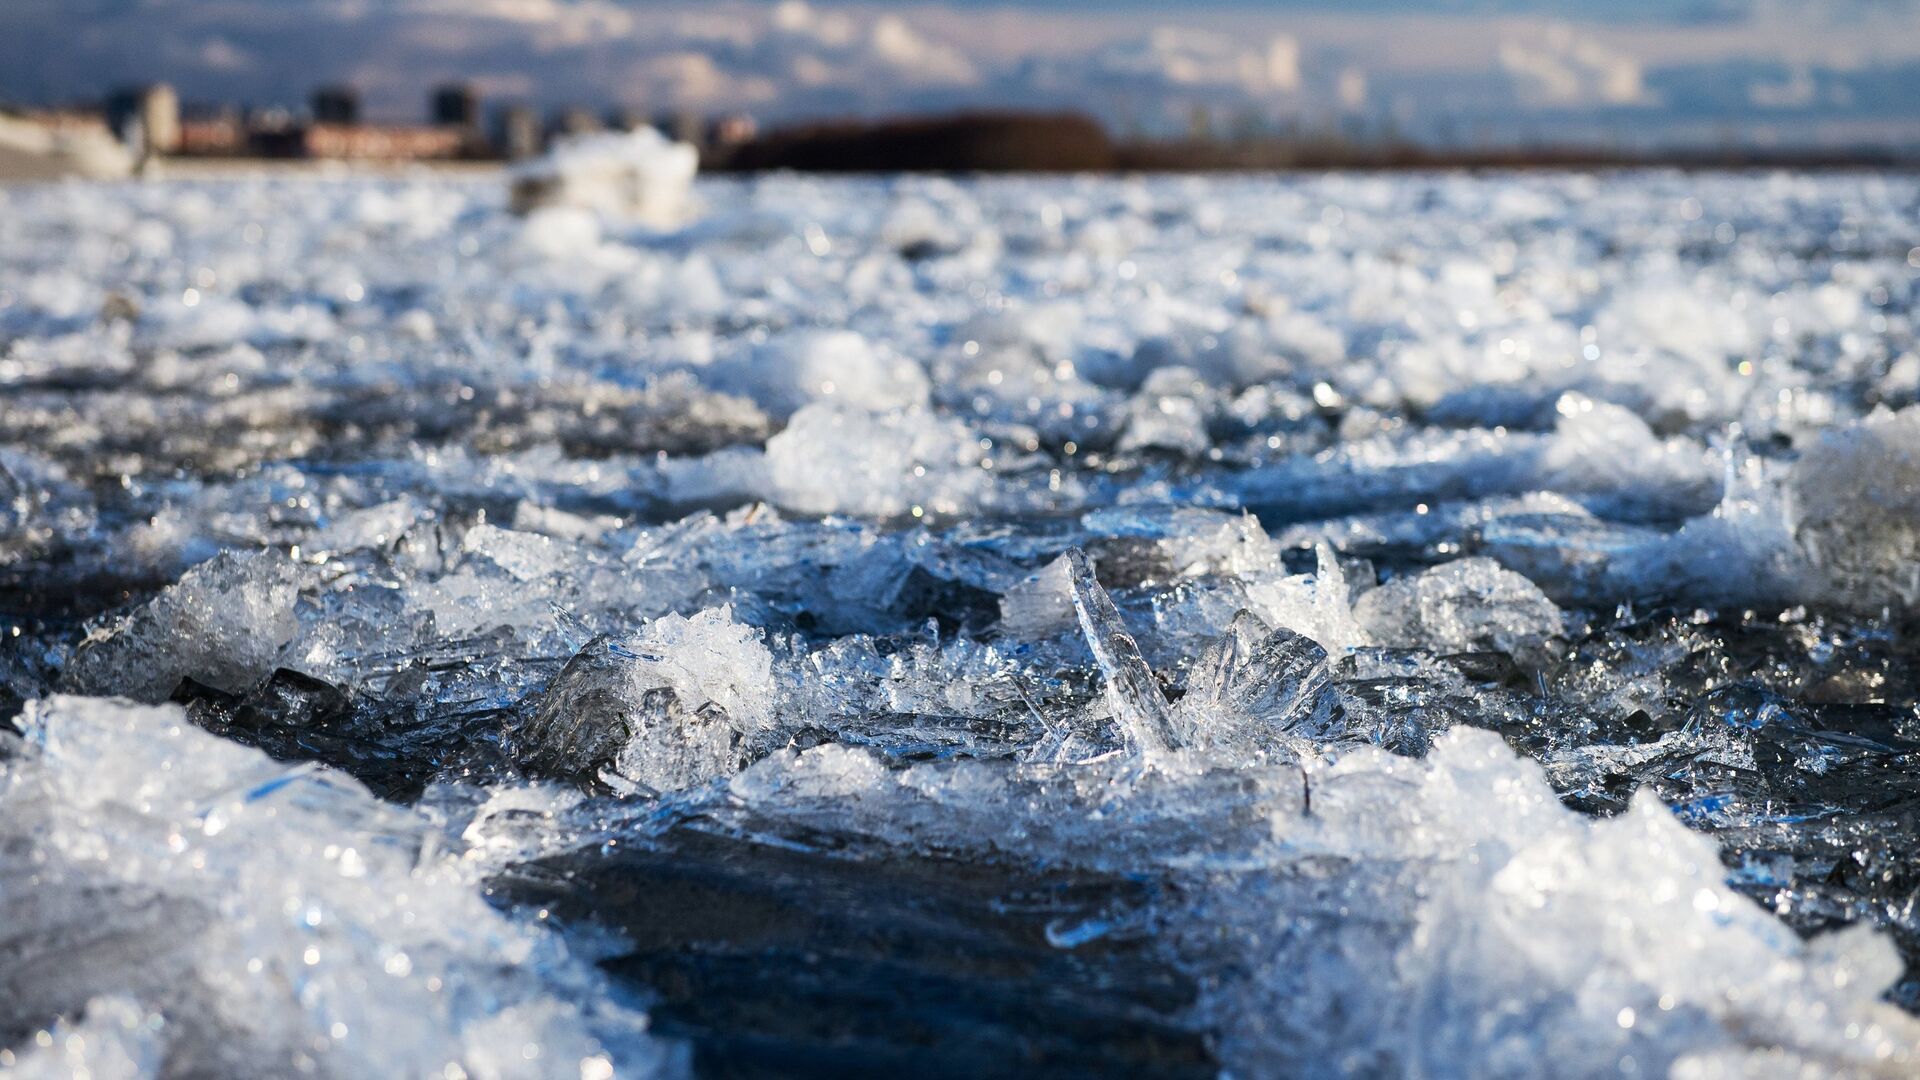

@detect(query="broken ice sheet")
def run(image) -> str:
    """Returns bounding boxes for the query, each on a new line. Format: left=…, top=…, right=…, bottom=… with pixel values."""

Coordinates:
left=4, top=170, right=1920, bottom=1075
left=514, top=606, right=776, bottom=795
left=0, top=696, right=683, bottom=1078
left=1353, top=556, right=1563, bottom=662
left=632, top=726, right=1919, bottom=1079
left=1175, top=610, right=1331, bottom=760
left=61, top=550, right=303, bottom=702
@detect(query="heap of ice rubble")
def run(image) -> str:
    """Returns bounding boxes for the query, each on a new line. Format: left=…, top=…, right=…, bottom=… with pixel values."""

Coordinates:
left=510, top=128, right=700, bottom=228
left=4, top=167, right=1920, bottom=1077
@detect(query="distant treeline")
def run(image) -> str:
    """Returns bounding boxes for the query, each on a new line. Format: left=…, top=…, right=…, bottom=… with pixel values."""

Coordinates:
left=713, top=111, right=1917, bottom=174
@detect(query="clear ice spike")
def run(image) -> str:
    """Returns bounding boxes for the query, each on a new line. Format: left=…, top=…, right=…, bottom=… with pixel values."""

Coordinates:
left=1064, top=547, right=1181, bottom=755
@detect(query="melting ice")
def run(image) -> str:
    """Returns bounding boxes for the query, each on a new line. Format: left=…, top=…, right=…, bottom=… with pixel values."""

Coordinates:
left=3, top=163, right=1920, bottom=1077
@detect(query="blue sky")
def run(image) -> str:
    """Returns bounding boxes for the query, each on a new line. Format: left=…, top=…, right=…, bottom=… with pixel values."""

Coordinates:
left=821, top=0, right=1757, bottom=18
left=6, top=0, right=1920, bottom=147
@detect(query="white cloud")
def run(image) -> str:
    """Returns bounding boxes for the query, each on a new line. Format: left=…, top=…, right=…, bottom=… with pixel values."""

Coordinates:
left=868, top=15, right=978, bottom=85
left=1499, top=25, right=1648, bottom=107
left=1748, top=66, right=1817, bottom=108
left=1009, top=27, right=1305, bottom=127
left=196, top=37, right=254, bottom=72
left=1082, top=29, right=1300, bottom=95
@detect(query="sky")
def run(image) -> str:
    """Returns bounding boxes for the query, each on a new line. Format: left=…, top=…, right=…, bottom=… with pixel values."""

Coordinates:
left=6, top=0, right=1920, bottom=147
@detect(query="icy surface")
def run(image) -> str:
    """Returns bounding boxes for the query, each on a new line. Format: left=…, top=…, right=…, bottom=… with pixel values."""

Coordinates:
left=4, top=169, right=1920, bottom=1076
left=0, top=696, right=679, bottom=1079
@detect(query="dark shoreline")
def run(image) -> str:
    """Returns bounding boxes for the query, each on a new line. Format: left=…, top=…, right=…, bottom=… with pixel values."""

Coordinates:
left=707, top=111, right=1920, bottom=175
left=14, top=110, right=1913, bottom=182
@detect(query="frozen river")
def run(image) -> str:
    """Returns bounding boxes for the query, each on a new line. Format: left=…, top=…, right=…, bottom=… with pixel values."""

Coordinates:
left=3, top=168, right=1920, bottom=1078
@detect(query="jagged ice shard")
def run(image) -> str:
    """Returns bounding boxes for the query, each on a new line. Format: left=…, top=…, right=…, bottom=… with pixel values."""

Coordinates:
left=4, top=163, right=1920, bottom=1077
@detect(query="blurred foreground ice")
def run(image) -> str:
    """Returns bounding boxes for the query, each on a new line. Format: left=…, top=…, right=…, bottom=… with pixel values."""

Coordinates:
left=3, top=168, right=1920, bottom=1077
left=510, top=128, right=700, bottom=228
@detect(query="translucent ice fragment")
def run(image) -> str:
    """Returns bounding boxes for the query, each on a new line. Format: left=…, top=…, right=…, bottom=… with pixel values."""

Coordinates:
left=1178, top=611, right=1330, bottom=757
left=515, top=636, right=647, bottom=785
left=1790, top=405, right=1920, bottom=609
left=627, top=606, right=775, bottom=733
left=997, top=555, right=1076, bottom=638
left=1352, top=557, right=1563, bottom=659
left=460, top=522, right=576, bottom=583
left=759, top=402, right=988, bottom=518
left=605, top=686, right=749, bottom=796
left=521, top=607, right=776, bottom=794
left=62, top=551, right=303, bottom=702
left=1118, top=366, right=1213, bottom=458
left=310, top=497, right=429, bottom=557
left=1065, top=548, right=1180, bottom=754
left=1238, top=542, right=1369, bottom=657
left=724, top=740, right=1306, bottom=870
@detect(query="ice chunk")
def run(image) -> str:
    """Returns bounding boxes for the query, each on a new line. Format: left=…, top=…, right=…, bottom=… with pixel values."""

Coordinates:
left=510, top=500, right=622, bottom=544
left=513, top=636, right=647, bottom=786
left=515, top=205, right=602, bottom=259
left=1176, top=611, right=1330, bottom=760
left=0, top=696, right=679, bottom=1079
left=459, top=522, right=576, bottom=582
left=624, top=605, right=775, bottom=734
left=519, top=607, right=776, bottom=794
left=1239, top=542, right=1370, bottom=657
left=757, top=402, right=990, bottom=518
left=997, top=554, right=1077, bottom=638
left=723, top=740, right=1308, bottom=870
left=1353, top=557, right=1563, bottom=659
left=1118, top=366, right=1213, bottom=458
left=706, top=722, right=1920, bottom=1079
left=62, top=551, right=303, bottom=702
left=713, top=329, right=930, bottom=420
left=1790, top=405, right=1920, bottom=609
left=604, top=686, right=758, bottom=797
left=660, top=402, right=994, bottom=518
left=509, top=127, right=699, bottom=227
left=1065, top=548, right=1180, bottom=754
left=310, top=497, right=430, bottom=557
left=879, top=198, right=956, bottom=258
left=1537, top=392, right=1722, bottom=518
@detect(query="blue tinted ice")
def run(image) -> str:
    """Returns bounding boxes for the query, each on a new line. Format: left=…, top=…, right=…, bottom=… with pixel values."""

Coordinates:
left=4, top=165, right=1920, bottom=1077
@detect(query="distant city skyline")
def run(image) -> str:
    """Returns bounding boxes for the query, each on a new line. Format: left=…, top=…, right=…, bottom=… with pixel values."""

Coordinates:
left=7, top=0, right=1920, bottom=147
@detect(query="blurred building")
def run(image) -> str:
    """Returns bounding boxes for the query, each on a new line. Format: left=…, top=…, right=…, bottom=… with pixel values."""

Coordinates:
left=106, top=83, right=180, bottom=155
left=311, top=85, right=361, bottom=125
left=606, top=106, right=648, bottom=132
left=177, top=106, right=246, bottom=156
left=15, top=107, right=111, bottom=137
left=655, top=110, right=703, bottom=146
left=257, top=122, right=467, bottom=161
left=492, top=104, right=542, bottom=160
left=0, top=107, right=131, bottom=178
left=246, top=105, right=297, bottom=134
left=708, top=113, right=758, bottom=149
left=552, top=106, right=602, bottom=138
left=431, top=83, right=480, bottom=129
left=303, top=122, right=467, bottom=160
